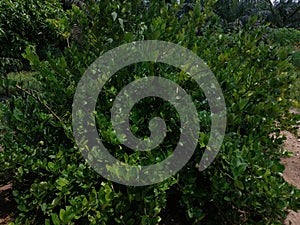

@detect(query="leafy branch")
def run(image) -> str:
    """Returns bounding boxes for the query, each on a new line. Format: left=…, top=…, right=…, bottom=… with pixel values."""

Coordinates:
left=15, top=84, right=63, bottom=123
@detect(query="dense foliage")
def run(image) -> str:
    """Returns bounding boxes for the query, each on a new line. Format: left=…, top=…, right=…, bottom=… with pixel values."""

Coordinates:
left=0, top=0, right=300, bottom=224
left=0, top=0, right=65, bottom=72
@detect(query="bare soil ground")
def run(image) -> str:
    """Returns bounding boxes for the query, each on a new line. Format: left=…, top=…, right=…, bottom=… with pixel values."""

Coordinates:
left=0, top=183, right=14, bottom=225
left=282, top=109, right=300, bottom=225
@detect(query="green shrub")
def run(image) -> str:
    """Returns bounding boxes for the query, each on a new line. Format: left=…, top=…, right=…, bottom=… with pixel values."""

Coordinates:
left=266, top=27, right=300, bottom=47
left=264, top=27, right=300, bottom=108
left=1, top=1, right=300, bottom=224
left=290, top=51, right=300, bottom=107
left=292, top=50, right=300, bottom=69
left=0, top=0, right=66, bottom=70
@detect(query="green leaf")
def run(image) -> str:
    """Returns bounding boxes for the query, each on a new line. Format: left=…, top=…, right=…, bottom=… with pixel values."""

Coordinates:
left=13, top=108, right=23, bottom=121
left=234, top=180, right=244, bottom=190
left=51, top=213, right=60, bottom=225
left=17, top=205, right=28, bottom=212
left=51, top=197, right=62, bottom=207
left=224, top=196, right=231, bottom=202
left=40, top=203, right=47, bottom=212
left=45, top=219, right=50, bottom=225
left=118, top=18, right=124, bottom=31
left=111, top=12, right=117, bottom=21
left=127, top=218, right=135, bottom=225
left=59, top=206, right=76, bottom=224
left=56, top=177, right=69, bottom=187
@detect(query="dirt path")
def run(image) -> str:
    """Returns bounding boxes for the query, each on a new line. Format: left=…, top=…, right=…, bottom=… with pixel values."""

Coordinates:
left=283, top=109, right=300, bottom=225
